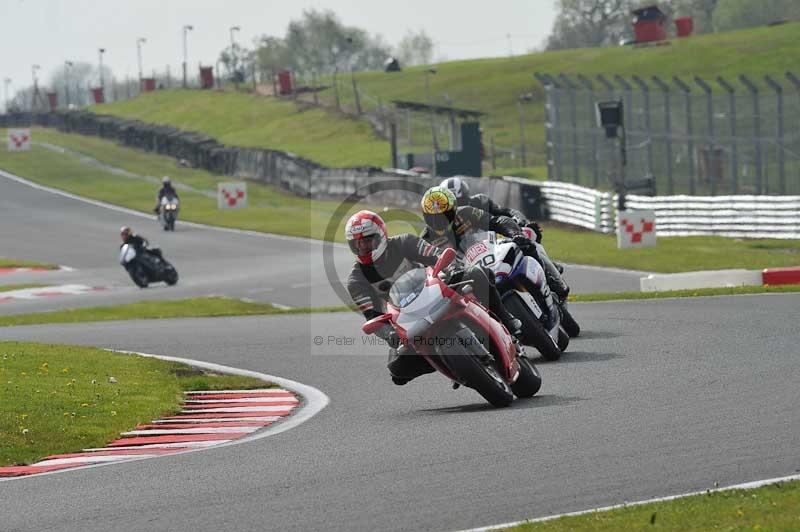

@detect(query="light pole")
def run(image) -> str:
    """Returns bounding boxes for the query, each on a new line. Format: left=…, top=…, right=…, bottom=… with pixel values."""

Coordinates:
left=182, top=25, right=194, bottom=88
left=137, top=37, right=147, bottom=89
left=424, top=67, right=438, bottom=176
left=31, top=64, right=41, bottom=111
left=229, top=25, right=241, bottom=88
left=517, top=92, right=533, bottom=167
left=98, top=48, right=106, bottom=92
left=3, top=78, right=11, bottom=113
left=64, top=61, right=73, bottom=108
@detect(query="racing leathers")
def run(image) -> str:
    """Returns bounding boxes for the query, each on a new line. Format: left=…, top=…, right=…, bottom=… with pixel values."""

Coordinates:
left=346, top=233, right=516, bottom=385
left=121, top=233, right=162, bottom=260
left=155, top=184, right=179, bottom=213
left=466, top=195, right=568, bottom=299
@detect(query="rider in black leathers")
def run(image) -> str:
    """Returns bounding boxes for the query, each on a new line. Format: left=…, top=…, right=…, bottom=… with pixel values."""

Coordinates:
left=154, top=177, right=179, bottom=214
left=120, top=226, right=162, bottom=260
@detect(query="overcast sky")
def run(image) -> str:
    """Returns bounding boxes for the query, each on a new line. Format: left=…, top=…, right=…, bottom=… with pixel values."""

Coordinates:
left=1, top=0, right=556, bottom=94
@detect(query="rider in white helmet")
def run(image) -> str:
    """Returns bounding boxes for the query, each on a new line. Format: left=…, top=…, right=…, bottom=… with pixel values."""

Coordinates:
left=154, top=176, right=179, bottom=214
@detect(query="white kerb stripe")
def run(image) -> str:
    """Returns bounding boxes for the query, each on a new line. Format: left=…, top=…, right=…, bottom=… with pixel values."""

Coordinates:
left=121, top=427, right=259, bottom=436
left=83, top=440, right=229, bottom=451
left=34, top=455, right=160, bottom=467
left=151, top=416, right=280, bottom=424
left=185, top=397, right=298, bottom=404
left=181, top=406, right=295, bottom=414
left=184, top=389, right=289, bottom=394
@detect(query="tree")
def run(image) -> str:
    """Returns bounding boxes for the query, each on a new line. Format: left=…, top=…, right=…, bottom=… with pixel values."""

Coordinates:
left=218, top=43, right=252, bottom=82
left=395, top=30, right=435, bottom=66
left=545, top=0, right=635, bottom=50
left=253, top=35, right=290, bottom=79
left=712, top=0, right=800, bottom=32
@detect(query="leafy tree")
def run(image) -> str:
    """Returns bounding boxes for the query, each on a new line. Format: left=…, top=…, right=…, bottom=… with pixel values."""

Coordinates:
left=395, top=30, right=435, bottom=66
left=545, top=0, right=635, bottom=50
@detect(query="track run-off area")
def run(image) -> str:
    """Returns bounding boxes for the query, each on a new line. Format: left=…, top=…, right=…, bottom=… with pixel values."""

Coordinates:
left=0, top=171, right=798, bottom=532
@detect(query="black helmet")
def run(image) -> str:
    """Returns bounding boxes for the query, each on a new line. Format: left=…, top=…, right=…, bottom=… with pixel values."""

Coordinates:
left=440, top=177, right=470, bottom=206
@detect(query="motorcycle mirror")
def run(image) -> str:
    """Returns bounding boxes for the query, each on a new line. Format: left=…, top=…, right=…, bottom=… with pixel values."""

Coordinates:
left=362, top=314, right=391, bottom=335
left=432, top=248, right=456, bottom=276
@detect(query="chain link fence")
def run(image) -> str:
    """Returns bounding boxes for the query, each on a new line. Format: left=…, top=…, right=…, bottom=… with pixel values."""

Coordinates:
left=540, top=72, right=800, bottom=196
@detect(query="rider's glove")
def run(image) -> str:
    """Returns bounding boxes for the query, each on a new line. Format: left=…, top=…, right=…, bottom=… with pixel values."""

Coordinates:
left=512, top=234, right=533, bottom=251
left=528, top=222, right=543, bottom=243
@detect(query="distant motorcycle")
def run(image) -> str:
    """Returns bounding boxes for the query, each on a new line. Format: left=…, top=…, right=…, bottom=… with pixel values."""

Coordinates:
left=461, top=231, right=568, bottom=361
left=119, top=244, right=178, bottom=288
left=158, top=195, right=179, bottom=231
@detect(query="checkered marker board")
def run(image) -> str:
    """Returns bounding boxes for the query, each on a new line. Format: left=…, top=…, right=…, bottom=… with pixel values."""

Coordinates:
left=217, top=182, right=247, bottom=209
left=617, top=210, right=656, bottom=249
left=7, top=128, right=31, bottom=152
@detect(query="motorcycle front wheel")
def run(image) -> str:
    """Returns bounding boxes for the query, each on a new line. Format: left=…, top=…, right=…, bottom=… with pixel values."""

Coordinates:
left=511, top=356, right=542, bottom=398
left=128, top=265, right=149, bottom=288
left=560, top=305, right=580, bottom=337
left=437, top=325, right=514, bottom=408
left=502, top=290, right=561, bottom=361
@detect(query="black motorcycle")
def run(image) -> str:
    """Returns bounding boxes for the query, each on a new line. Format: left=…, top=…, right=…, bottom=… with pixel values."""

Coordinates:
left=119, top=243, right=178, bottom=288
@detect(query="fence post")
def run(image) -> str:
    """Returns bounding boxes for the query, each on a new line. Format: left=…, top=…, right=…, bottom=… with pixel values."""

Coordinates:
left=389, top=121, right=398, bottom=169
left=613, top=75, right=633, bottom=132
left=549, top=75, right=564, bottom=182
left=673, top=76, right=695, bottom=194
left=717, top=76, right=739, bottom=194
left=560, top=74, right=580, bottom=185
left=764, top=75, right=785, bottom=194
left=651, top=76, right=674, bottom=195
left=351, top=71, right=362, bottom=115
left=578, top=74, right=599, bottom=188
left=490, top=136, right=496, bottom=170
left=632, top=75, right=655, bottom=187
left=739, top=75, right=762, bottom=194
left=694, top=76, right=716, bottom=195
left=534, top=72, right=555, bottom=180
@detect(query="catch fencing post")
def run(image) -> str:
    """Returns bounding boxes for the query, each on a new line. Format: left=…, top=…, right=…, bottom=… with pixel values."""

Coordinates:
left=739, top=75, right=762, bottom=194
left=632, top=75, right=654, bottom=188
left=717, top=76, right=739, bottom=194
left=578, top=74, right=599, bottom=188
left=673, top=76, right=695, bottom=194
left=534, top=72, right=555, bottom=180
left=694, top=76, right=716, bottom=194
left=560, top=74, right=580, bottom=185
left=613, top=75, right=633, bottom=132
left=764, top=75, right=785, bottom=194
left=652, top=76, right=674, bottom=194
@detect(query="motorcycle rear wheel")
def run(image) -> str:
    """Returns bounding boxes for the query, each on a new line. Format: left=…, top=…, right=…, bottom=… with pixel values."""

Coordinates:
left=511, top=357, right=542, bottom=398
left=502, top=291, right=561, bottom=361
left=560, top=305, right=580, bottom=337
left=437, top=325, right=514, bottom=408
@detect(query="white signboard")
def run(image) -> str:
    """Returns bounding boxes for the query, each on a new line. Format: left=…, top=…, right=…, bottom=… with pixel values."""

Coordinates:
left=617, top=210, right=657, bottom=249
left=7, top=128, right=31, bottom=152
left=217, top=182, right=247, bottom=210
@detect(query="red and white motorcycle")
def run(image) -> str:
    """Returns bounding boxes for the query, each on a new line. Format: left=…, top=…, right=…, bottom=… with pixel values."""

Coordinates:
left=362, top=248, right=541, bottom=407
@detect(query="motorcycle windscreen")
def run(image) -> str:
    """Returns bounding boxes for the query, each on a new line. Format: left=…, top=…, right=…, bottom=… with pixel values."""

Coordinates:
left=119, top=244, right=136, bottom=265
left=389, top=268, right=426, bottom=308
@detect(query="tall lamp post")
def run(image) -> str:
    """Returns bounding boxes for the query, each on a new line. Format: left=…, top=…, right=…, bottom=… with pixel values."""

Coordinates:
left=424, top=67, right=438, bottom=176
left=182, top=25, right=194, bottom=88
left=229, top=25, right=241, bottom=88
left=3, top=78, right=11, bottom=113
left=64, top=61, right=73, bottom=108
left=137, top=37, right=147, bottom=90
left=517, top=92, right=533, bottom=167
left=31, top=64, right=41, bottom=111
left=98, top=48, right=106, bottom=96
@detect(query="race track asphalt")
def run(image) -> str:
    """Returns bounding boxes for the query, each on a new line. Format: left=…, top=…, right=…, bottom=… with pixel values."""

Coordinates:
left=2, top=170, right=797, bottom=532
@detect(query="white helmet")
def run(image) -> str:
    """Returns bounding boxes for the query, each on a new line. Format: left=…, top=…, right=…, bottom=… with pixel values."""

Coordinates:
left=345, top=210, right=388, bottom=265
left=440, top=177, right=470, bottom=206
left=162, top=176, right=171, bottom=185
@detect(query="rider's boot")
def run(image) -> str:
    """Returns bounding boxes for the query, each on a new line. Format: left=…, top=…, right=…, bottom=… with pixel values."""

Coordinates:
left=388, top=345, right=435, bottom=386
left=533, top=244, right=570, bottom=300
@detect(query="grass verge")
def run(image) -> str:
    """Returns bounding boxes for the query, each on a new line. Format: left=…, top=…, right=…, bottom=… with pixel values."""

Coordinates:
left=0, top=284, right=46, bottom=293
left=0, top=341, right=269, bottom=466
left=0, top=258, right=59, bottom=270
left=569, top=284, right=800, bottom=303
left=504, top=480, right=800, bottom=531
left=2, top=128, right=800, bottom=272
left=0, top=296, right=350, bottom=328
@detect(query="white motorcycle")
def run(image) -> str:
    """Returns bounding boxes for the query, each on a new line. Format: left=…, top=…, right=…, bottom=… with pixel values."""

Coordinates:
left=158, top=196, right=179, bottom=231
left=460, top=231, right=568, bottom=361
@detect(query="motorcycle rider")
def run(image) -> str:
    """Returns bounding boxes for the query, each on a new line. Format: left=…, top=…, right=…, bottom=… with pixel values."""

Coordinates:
left=154, top=176, right=179, bottom=214
left=440, top=177, right=569, bottom=299
left=120, top=226, right=163, bottom=260
left=345, top=210, right=522, bottom=386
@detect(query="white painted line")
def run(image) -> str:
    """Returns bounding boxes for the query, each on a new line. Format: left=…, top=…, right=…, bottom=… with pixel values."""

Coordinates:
left=180, top=405, right=296, bottom=414
left=185, top=397, right=298, bottom=404
left=34, top=455, right=160, bottom=466
left=1, top=350, right=329, bottom=482
left=454, top=473, right=800, bottom=532
left=184, top=388, right=289, bottom=394
left=121, top=427, right=259, bottom=436
left=152, top=416, right=280, bottom=424
left=83, top=440, right=229, bottom=451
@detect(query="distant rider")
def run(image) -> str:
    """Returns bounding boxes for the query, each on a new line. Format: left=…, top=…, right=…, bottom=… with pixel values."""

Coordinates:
left=154, top=176, right=179, bottom=214
left=345, top=210, right=521, bottom=386
left=441, top=177, right=569, bottom=299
